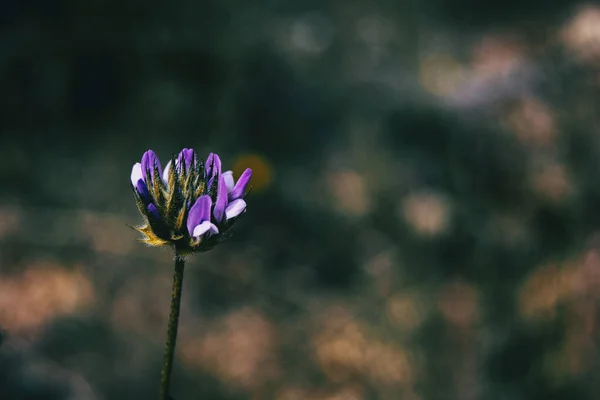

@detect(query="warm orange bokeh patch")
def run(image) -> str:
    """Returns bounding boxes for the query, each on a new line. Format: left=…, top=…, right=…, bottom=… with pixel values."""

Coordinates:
left=275, top=385, right=364, bottom=400
left=437, top=281, right=480, bottom=328
left=327, top=170, right=371, bottom=216
left=419, top=53, right=464, bottom=96
left=471, top=35, right=524, bottom=78
left=519, top=264, right=566, bottom=321
left=561, top=5, right=600, bottom=64
left=507, top=98, right=556, bottom=148
left=401, top=191, right=452, bottom=237
left=180, top=307, right=279, bottom=391
left=520, top=248, right=600, bottom=380
left=519, top=248, right=600, bottom=322
left=529, top=159, right=573, bottom=204
left=313, top=308, right=414, bottom=389
left=0, top=262, right=94, bottom=334
left=387, top=291, right=429, bottom=333
left=232, top=154, right=273, bottom=194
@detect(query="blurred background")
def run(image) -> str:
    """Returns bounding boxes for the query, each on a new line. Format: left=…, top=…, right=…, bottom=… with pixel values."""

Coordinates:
left=1, top=0, right=600, bottom=399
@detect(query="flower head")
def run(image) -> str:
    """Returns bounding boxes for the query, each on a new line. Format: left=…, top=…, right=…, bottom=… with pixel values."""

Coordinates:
left=130, top=149, right=252, bottom=254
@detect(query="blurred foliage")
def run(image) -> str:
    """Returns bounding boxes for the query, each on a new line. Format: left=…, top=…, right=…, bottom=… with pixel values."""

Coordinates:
left=1, top=0, right=600, bottom=399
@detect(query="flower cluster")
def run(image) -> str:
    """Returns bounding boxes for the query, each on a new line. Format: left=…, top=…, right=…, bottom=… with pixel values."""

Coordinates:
left=130, top=148, right=252, bottom=254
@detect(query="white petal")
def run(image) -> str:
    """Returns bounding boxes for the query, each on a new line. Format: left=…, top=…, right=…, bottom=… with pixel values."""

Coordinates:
left=225, top=199, right=246, bottom=220
left=223, top=170, right=234, bottom=193
left=192, top=221, right=211, bottom=237
left=192, top=221, right=219, bottom=238
left=208, top=223, right=219, bottom=235
left=131, top=163, right=143, bottom=186
left=162, top=160, right=172, bottom=183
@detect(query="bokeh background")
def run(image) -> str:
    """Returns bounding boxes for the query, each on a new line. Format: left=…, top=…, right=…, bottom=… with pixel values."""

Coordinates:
left=1, top=1, right=600, bottom=399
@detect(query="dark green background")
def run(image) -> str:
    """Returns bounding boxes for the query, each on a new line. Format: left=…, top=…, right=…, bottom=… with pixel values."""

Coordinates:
left=1, top=1, right=599, bottom=399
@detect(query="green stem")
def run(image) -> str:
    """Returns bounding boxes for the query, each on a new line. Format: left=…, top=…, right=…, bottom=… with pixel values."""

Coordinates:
left=159, top=253, right=185, bottom=400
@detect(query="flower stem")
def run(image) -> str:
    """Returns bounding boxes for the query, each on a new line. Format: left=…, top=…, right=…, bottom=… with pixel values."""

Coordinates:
left=159, top=253, right=185, bottom=400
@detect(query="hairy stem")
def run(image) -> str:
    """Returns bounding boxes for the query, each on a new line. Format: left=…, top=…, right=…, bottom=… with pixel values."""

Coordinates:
left=159, top=254, right=185, bottom=400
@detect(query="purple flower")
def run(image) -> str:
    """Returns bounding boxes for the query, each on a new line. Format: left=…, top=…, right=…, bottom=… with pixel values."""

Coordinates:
left=225, top=199, right=247, bottom=220
left=178, top=148, right=196, bottom=171
left=147, top=203, right=161, bottom=221
left=162, top=148, right=198, bottom=183
left=213, top=175, right=228, bottom=223
left=211, top=168, right=252, bottom=222
left=136, top=180, right=152, bottom=205
left=226, top=168, right=253, bottom=201
left=130, top=162, right=144, bottom=186
left=141, top=150, right=162, bottom=181
left=130, top=148, right=252, bottom=254
left=204, top=152, right=222, bottom=189
left=130, top=150, right=158, bottom=204
left=187, top=195, right=219, bottom=238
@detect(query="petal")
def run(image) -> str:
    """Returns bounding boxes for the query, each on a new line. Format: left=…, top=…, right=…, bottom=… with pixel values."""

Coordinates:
left=177, top=148, right=196, bottom=171
left=162, top=160, right=172, bottom=183
left=186, top=195, right=212, bottom=236
left=207, top=176, right=215, bottom=192
left=208, top=222, right=219, bottom=235
left=192, top=221, right=211, bottom=237
left=225, top=199, right=246, bottom=220
left=222, top=171, right=234, bottom=193
left=211, top=154, right=222, bottom=177
left=136, top=180, right=152, bottom=204
left=205, top=153, right=214, bottom=177
left=131, top=163, right=143, bottom=186
left=192, top=221, right=219, bottom=238
left=147, top=203, right=161, bottom=221
left=205, top=152, right=222, bottom=179
left=141, top=150, right=162, bottom=181
left=213, top=175, right=228, bottom=223
left=229, top=168, right=252, bottom=200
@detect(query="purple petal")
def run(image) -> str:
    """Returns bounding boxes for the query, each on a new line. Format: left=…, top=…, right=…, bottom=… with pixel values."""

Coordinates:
left=213, top=175, right=228, bottom=223
left=141, top=150, right=162, bottom=181
left=131, top=163, right=143, bottom=185
left=211, top=154, right=222, bottom=177
left=205, top=153, right=214, bottom=177
left=222, top=171, right=234, bottom=193
left=186, top=195, right=212, bottom=236
left=191, top=221, right=219, bottom=238
left=229, top=168, right=252, bottom=200
left=177, top=148, right=196, bottom=171
left=225, top=199, right=247, bottom=220
left=204, top=152, right=222, bottom=179
left=136, top=180, right=152, bottom=204
left=147, top=203, right=161, bottom=221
